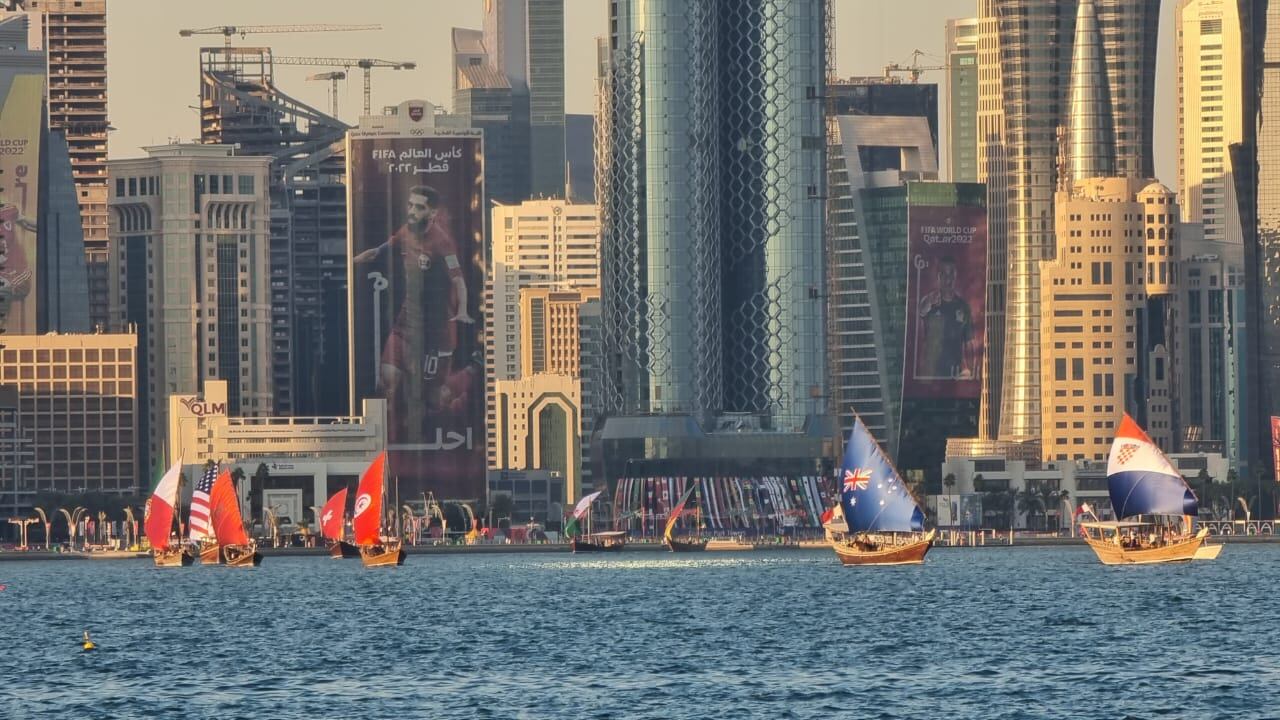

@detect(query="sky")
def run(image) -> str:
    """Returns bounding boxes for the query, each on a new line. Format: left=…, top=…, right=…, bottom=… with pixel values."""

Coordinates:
left=105, top=0, right=1179, bottom=187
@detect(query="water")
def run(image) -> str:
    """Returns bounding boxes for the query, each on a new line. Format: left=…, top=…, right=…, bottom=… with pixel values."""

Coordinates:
left=0, top=545, right=1276, bottom=719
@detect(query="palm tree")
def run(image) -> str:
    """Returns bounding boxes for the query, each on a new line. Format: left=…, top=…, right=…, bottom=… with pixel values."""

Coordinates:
left=1015, top=488, right=1044, bottom=531
left=943, top=473, right=957, bottom=497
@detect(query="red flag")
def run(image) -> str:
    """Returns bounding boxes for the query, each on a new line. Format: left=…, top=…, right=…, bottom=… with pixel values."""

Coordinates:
left=320, top=488, right=348, bottom=541
left=353, top=452, right=387, bottom=546
left=145, top=461, right=183, bottom=549
left=210, top=470, right=250, bottom=546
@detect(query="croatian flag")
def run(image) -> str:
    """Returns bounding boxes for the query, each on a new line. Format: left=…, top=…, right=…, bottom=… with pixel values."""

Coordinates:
left=188, top=464, right=218, bottom=542
left=1106, top=414, right=1198, bottom=518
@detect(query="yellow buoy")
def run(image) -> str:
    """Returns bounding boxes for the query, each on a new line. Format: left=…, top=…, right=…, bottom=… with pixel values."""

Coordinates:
left=82, top=630, right=96, bottom=652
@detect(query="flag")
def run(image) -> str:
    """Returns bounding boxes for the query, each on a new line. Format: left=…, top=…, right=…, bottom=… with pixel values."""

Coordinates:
left=189, top=463, right=218, bottom=542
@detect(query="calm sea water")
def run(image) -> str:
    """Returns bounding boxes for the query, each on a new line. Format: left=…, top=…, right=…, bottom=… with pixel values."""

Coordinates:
left=0, top=545, right=1276, bottom=719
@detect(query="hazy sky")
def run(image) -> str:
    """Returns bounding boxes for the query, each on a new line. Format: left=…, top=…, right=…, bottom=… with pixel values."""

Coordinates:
left=106, top=0, right=1178, bottom=186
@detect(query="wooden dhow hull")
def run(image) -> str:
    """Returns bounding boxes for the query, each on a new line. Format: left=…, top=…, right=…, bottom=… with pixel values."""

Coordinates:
left=360, top=542, right=406, bottom=567
left=152, top=546, right=194, bottom=567
left=221, top=543, right=262, bottom=567
left=199, top=542, right=220, bottom=565
left=328, top=540, right=361, bottom=559
left=571, top=537, right=624, bottom=553
left=833, top=529, right=936, bottom=566
left=1084, top=529, right=1213, bottom=565
left=665, top=537, right=708, bottom=552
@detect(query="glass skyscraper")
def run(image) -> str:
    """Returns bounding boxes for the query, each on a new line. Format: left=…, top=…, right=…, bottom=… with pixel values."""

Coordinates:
left=599, top=0, right=827, bottom=432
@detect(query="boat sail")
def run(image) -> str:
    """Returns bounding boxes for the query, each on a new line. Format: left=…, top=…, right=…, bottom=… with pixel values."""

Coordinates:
left=830, top=415, right=935, bottom=566
left=567, top=490, right=624, bottom=552
left=190, top=463, right=221, bottom=564
left=320, top=487, right=359, bottom=559
left=209, top=469, right=262, bottom=567
left=353, top=451, right=406, bottom=567
left=664, top=480, right=707, bottom=552
left=1080, top=414, right=1221, bottom=564
left=144, top=459, right=193, bottom=567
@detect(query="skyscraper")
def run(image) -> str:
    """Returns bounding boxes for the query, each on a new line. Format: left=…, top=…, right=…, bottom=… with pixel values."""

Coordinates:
left=7, top=1, right=109, bottom=328
left=599, top=0, right=827, bottom=469
left=979, top=0, right=1160, bottom=442
left=455, top=0, right=566, bottom=202
left=945, top=18, right=979, bottom=183
left=1248, top=0, right=1279, bottom=481
left=1177, top=0, right=1246, bottom=246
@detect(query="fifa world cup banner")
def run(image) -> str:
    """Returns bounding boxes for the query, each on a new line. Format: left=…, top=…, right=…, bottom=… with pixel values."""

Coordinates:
left=348, top=121, right=485, bottom=500
left=903, top=202, right=987, bottom=400
left=1272, top=416, right=1280, bottom=481
left=0, top=72, right=45, bottom=334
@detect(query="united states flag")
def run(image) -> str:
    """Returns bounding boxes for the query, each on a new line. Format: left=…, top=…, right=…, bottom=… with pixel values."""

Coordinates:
left=189, top=463, right=218, bottom=541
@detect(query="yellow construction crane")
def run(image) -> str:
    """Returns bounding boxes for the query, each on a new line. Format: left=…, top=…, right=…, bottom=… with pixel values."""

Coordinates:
left=275, top=56, right=417, bottom=117
left=307, top=71, right=347, bottom=118
left=178, top=24, right=381, bottom=48
left=883, top=49, right=946, bottom=83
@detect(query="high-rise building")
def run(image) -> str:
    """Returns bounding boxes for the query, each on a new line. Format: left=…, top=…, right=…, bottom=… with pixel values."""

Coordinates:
left=980, top=0, right=1160, bottom=442
left=199, top=47, right=349, bottom=418
left=1180, top=234, right=1248, bottom=465
left=1177, top=0, right=1245, bottom=246
left=1040, top=178, right=1178, bottom=461
left=829, top=79, right=939, bottom=161
left=945, top=18, right=980, bottom=183
left=107, top=144, right=273, bottom=473
left=519, top=287, right=600, bottom=378
left=1245, top=0, right=1276, bottom=481
left=6, top=1, right=109, bottom=329
left=0, top=13, right=88, bottom=337
left=491, top=373, right=582, bottom=503
left=600, top=0, right=826, bottom=435
left=0, top=331, right=139, bottom=514
left=485, top=199, right=599, bottom=468
left=455, top=0, right=566, bottom=202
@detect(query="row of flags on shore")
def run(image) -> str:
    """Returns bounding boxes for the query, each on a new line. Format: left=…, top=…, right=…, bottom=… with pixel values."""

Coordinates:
left=610, top=476, right=833, bottom=533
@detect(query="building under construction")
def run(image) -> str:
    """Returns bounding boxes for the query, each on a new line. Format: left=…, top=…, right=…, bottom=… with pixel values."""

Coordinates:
left=199, top=47, right=349, bottom=416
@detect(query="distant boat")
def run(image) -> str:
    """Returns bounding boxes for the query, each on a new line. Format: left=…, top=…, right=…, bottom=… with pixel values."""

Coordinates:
left=566, top=490, right=625, bottom=553
left=320, top=487, right=359, bottom=559
left=1080, top=414, right=1220, bottom=565
left=664, top=481, right=707, bottom=552
left=144, top=459, right=193, bottom=567
left=830, top=415, right=935, bottom=566
left=704, top=538, right=754, bottom=551
left=353, top=452, right=405, bottom=567
left=208, top=469, right=262, bottom=567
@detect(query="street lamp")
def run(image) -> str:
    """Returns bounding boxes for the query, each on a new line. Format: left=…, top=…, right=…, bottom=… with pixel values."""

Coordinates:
left=7, top=517, right=36, bottom=549
left=32, top=507, right=50, bottom=550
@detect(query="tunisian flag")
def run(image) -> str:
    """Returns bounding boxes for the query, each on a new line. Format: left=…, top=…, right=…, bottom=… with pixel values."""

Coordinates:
left=353, top=452, right=387, bottom=546
left=320, top=488, right=348, bottom=542
left=144, top=460, right=184, bottom=550
left=209, top=470, right=250, bottom=546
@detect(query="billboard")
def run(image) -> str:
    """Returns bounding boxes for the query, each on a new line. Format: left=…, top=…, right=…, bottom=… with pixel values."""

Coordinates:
left=1272, top=416, right=1280, bottom=481
left=903, top=198, right=986, bottom=400
left=0, top=72, right=44, bottom=334
left=348, top=108, right=485, bottom=500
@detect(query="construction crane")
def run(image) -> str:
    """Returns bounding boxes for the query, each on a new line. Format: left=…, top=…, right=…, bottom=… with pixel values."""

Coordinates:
left=883, top=49, right=946, bottom=83
left=178, top=24, right=381, bottom=48
left=275, top=56, right=417, bottom=116
left=307, top=71, right=347, bottom=118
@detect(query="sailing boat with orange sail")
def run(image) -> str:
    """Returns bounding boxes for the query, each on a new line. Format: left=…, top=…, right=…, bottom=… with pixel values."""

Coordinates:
left=144, top=459, right=193, bottom=567
left=354, top=451, right=406, bottom=567
left=208, top=469, right=262, bottom=567
left=321, top=487, right=359, bottom=559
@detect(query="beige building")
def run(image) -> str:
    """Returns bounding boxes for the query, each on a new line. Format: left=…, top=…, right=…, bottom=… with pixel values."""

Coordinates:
left=491, top=373, right=581, bottom=503
left=0, top=332, right=138, bottom=514
left=168, top=380, right=386, bottom=531
left=519, top=287, right=599, bottom=377
left=107, top=144, right=273, bottom=472
left=1176, top=0, right=1244, bottom=245
left=485, top=199, right=598, bottom=469
left=1040, top=177, right=1178, bottom=462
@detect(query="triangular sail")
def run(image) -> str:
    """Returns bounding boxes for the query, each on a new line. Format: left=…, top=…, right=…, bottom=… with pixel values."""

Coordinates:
left=353, top=452, right=387, bottom=546
left=209, top=470, right=250, bottom=547
left=320, top=488, right=348, bottom=542
left=664, top=481, right=698, bottom=541
left=145, top=459, right=183, bottom=549
left=1106, top=414, right=1197, bottom=518
left=837, top=416, right=924, bottom=533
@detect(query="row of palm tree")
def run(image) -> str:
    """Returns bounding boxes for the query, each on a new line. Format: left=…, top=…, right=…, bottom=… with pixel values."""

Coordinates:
left=939, top=473, right=1074, bottom=532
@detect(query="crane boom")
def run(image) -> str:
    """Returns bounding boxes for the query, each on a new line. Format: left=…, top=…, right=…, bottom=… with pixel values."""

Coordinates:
left=178, top=24, right=381, bottom=48
left=274, top=56, right=417, bottom=116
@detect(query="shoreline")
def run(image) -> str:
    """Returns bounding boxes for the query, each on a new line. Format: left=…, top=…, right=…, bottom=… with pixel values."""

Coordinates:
left=1, top=534, right=1276, bottom=561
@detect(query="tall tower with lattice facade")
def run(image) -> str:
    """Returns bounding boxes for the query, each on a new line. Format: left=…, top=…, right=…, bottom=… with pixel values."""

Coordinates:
left=599, top=0, right=827, bottom=433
